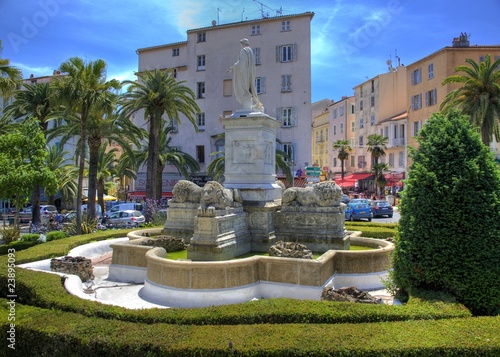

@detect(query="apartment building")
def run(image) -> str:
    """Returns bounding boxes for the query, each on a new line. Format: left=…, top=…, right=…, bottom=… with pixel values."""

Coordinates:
left=351, top=64, right=408, bottom=191
left=132, top=12, right=315, bottom=195
left=406, top=34, right=500, bottom=163
left=312, top=96, right=355, bottom=178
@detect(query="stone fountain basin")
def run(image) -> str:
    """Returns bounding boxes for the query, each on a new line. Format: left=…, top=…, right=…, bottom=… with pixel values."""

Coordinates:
left=107, top=229, right=394, bottom=308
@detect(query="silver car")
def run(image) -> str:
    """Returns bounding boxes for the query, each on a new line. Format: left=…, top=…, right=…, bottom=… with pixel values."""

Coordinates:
left=106, top=210, right=145, bottom=227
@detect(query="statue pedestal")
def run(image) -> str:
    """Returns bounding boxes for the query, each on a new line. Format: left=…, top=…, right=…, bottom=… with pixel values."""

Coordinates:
left=187, top=207, right=251, bottom=261
left=221, top=113, right=282, bottom=250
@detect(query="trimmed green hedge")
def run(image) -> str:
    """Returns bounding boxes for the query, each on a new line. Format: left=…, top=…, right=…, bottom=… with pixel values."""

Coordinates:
left=3, top=301, right=499, bottom=356
left=1, top=227, right=499, bottom=355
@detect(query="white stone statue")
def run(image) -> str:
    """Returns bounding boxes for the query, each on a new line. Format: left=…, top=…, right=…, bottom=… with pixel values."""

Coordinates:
left=227, top=38, right=264, bottom=111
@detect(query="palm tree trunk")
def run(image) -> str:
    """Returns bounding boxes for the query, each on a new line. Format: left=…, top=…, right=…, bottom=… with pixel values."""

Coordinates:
left=97, top=178, right=105, bottom=218
left=146, top=115, right=160, bottom=201
left=30, top=186, right=41, bottom=224
left=75, top=110, right=88, bottom=235
left=87, top=138, right=100, bottom=220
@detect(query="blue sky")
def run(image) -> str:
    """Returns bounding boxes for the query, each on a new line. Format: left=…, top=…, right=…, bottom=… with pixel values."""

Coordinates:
left=1, top=0, right=499, bottom=102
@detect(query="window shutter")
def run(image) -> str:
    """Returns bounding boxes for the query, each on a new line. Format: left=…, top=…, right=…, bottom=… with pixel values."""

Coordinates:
left=291, top=107, right=298, bottom=126
left=276, top=46, right=281, bottom=62
left=261, top=77, right=266, bottom=93
left=410, top=122, right=414, bottom=137
left=425, top=92, right=429, bottom=106
left=411, top=96, right=414, bottom=110
left=291, top=143, right=297, bottom=161
left=276, top=108, right=282, bottom=121
left=292, top=43, right=297, bottom=61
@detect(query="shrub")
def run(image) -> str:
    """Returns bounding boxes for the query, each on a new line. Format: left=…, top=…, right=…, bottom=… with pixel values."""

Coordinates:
left=0, top=227, right=20, bottom=244
left=391, top=111, right=500, bottom=316
left=46, top=231, right=67, bottom=242
left=21, top=233, right=40, bottom=242
left=63, top=215, right=97, bottom=236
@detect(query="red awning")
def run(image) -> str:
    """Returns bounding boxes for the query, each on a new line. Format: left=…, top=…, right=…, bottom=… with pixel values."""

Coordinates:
left=343, top=173, right=374, bottom=181
left=334, top=179, right=357, bottom=187
left=128, top=191, right=173, bottom=199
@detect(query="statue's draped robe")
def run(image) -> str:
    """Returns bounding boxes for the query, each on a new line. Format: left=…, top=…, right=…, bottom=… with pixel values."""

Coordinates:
left=232, top=46, right=262, bottom=110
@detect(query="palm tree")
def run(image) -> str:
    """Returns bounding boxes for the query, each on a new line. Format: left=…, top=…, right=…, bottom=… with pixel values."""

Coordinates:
left=371, top=162, right=390, bottom=197
left=45, top=145, right=78, bottom=207
left=367, top=134, right=388, bottom=167
left=0, top=40, right=22, bottom=97
left=95, top=145, right=119, bottom=215
left=441, top=54, right=500, bottom=146
left=52, top=57, right=120, bottom=233
left=132, top=123, right=199, bottom=204
left=206, top=134, right=293, bottom=184
left=121, top=69, right=199, bottom=202
left=332, top=140, right=352, bottom=179
left=4, top=82, right=59, bottom=223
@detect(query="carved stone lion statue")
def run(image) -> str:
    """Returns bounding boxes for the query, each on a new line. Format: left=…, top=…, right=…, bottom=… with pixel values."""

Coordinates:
left=282, top=181, right=342, bottom=207
left=170, top=180, right=203, bottom=203
left=200, top=181, right=242, bottom=210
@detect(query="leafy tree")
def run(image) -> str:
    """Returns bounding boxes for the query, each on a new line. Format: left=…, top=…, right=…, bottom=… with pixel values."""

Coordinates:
left=4, top=82, right=59, bottom=223
left=367, top=134, right=388, bottom=166
left=45, top=145, right=78, bottom=207
left=441, top=54, right=500, bottom=146
left=121, top=69, right=199, bottom=202
left=53, top=57, right=120, bottom=233
left=332, top=140, right=352, bottom=179
left=0, top=39, right=22, bottom=97
left=0, top=118, right=58, bottom=227
left=391, top=111, right=500, bottom=316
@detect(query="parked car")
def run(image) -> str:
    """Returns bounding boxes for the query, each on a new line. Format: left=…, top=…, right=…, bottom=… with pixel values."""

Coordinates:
left=369, top=200, right=394, bottom=218
left=350, top=198, right=371, bottom=205
left=344, top=202, right=373, bottom=222
left=341, top=195, right=350, bottom=204
left=106, top=210, right=145, bottom=227
left=109, top=202, right=144, bottom=214
left=40, top=205, right=58, bottom=222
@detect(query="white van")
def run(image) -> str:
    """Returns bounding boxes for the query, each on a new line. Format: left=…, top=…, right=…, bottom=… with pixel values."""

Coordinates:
left=109, top=202, right=143, bottom=214
left=81, top=204, right=103, bottom=218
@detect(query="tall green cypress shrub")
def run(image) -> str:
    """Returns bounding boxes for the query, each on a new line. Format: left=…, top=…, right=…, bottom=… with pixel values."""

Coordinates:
left=392, top=111, right=500, bottom=316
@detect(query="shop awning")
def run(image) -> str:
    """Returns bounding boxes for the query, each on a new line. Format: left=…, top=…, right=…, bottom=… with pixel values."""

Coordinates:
left=128, top=191, right=173, bottom=199
left=334, top=179, right=356, bottom=187
left=343, top=173, right=374, bottom=181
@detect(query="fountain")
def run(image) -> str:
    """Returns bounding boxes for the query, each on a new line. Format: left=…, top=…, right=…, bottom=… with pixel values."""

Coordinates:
left=107, top=110, right=394, bottom=307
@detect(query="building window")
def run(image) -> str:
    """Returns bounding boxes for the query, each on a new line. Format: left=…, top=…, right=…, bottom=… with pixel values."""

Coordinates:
left=254, top=47, right=261, bottom=65
left=172, top=48, right=179, bottom=56
left=251, top=25, right=260, bottom=35
left=411, top=68, right=422, bottom=85
left=425, top=88, right=437, bottom=106
left=398, top=151, right=405, bottom=167
left=197, top=82, right=205, bottom=99
left=351, top=121, right=355, bottom=132
left=359, top=118, right=364, bottom=129
left=172, top=68, right=177, bottom=79
left=223, top=79, right=232, bottom=97
left=333, top=125, right=337, bottom=136
left=277, top=107, right=296, bottom=127
left=350, top=155, right=355, bottom=167
left=197, top=55, right=205, bottom=71
left=281, top=74, right=292, bottom=92
left=371, top=80, right=375, bottom=93
left=282, top=143, right=294, bottom=162
left=196, top=145, right=205, bottom=163
left=197, top=32, right=206, bottom=42
left=411, top=120, right=422, bottom=137
left=370, top=115, right=375, bottom=126
left=428, top=63, right=434, bottom=79
left=168, top=120, right=178, bottom=133
left=340, top=123, right=344, bottom=134
left=359, top=100, right=363, bottom=110
left=276, top=44, right=297, bottom=62
left=281, top=20, right=291, bottom=31
left=223, top=110, right=232, bottom=118
left=351, top=104, right=355, bottom=114
left=197, top=113, right=205, bottom=130
left=332, top=108, right=337, bottom=118
left=333, top=158, right=337, bottom=167
left=371, top=96, right=375, bottom=107
left=411, top=93, right=422, bottom=110
left=326, top=128, right=329, bottom=141
left=357, top=156, right=366, bottom=168
left=359, top=136, right=364, bottom=146
left=339, top=105, right=344, bottom=116
left=256, top=77, right=266, bottom=94
left=389, top=153, right=394, bottom=167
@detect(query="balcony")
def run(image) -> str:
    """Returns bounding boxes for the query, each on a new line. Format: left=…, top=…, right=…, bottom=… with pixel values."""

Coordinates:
left=392, top=138, right=406, bottom=146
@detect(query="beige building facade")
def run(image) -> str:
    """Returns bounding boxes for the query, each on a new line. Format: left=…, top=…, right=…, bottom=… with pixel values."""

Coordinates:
left=406, top=37, right=500, bottom=163
left=133, top=12, right=315, bottom=194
